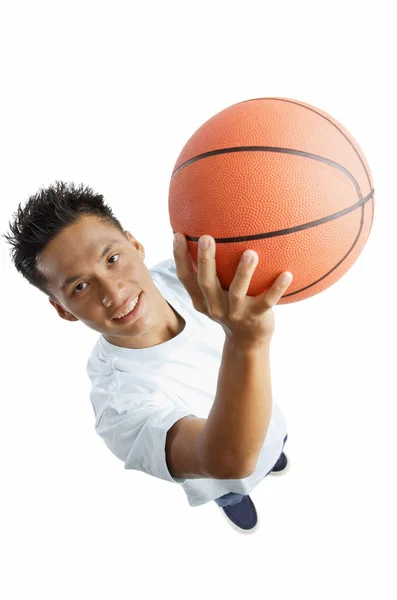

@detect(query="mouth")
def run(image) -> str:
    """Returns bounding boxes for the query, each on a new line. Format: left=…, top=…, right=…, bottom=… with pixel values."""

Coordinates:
left=111, top=292, right=143, bottom=324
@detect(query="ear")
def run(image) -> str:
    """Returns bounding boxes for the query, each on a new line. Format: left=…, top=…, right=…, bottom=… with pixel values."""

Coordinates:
left=49, top=298, right=79, bottom=322
left=124, top=230, right=145, bottom=261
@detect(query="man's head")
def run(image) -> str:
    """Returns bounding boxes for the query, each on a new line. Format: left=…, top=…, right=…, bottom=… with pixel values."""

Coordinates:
left=3, top=181, right=184, bottom=348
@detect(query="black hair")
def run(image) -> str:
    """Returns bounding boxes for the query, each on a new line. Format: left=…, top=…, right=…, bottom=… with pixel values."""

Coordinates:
left=2, top=180, right=125, bottom=303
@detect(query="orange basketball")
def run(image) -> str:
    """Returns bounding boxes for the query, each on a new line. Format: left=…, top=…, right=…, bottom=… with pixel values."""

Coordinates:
left=168, top=97, right=375, bottom=303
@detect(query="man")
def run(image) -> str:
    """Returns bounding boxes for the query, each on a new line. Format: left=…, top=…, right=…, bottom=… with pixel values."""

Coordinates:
left=3, top=180, right=291, bottom=532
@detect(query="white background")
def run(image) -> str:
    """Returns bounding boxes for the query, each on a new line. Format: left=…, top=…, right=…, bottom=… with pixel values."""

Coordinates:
left=1, top=1, right=396, bottom=598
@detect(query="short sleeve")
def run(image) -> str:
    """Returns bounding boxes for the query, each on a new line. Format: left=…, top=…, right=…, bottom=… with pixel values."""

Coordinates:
left=95, top=391, right=198, bottom=484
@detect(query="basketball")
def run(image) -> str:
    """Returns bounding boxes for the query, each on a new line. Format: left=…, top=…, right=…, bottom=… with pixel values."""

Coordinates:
left=168, top=97, right=375, bottom=303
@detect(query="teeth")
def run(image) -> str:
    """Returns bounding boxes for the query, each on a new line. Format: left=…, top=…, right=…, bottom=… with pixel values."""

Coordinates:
left=114, top=293, right=140, bottom=319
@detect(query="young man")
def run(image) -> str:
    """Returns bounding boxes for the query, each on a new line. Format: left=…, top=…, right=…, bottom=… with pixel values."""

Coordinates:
left=3, top=181, right=292, bottom=532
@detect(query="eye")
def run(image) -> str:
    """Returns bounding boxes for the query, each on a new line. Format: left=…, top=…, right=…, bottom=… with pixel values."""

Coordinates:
left=108, top=254, right=119, bottom=265
left=73, top=254, right=119, bottom=294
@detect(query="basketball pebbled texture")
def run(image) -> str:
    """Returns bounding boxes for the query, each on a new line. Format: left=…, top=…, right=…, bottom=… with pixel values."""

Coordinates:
left=168, top=98, right=375, bottom=303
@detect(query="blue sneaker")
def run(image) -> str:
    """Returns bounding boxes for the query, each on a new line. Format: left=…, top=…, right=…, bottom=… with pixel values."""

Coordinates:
left=270, top=452, right=288, bottom=473
left=221, top=495, right=258, bottom=531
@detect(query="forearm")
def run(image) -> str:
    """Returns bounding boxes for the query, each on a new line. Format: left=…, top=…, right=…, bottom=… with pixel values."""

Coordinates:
left=202, top=335, right=272, bottom=477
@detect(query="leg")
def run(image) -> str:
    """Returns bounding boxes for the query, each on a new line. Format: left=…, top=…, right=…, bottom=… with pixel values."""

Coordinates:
left=214, top=492, right=246, bottom=507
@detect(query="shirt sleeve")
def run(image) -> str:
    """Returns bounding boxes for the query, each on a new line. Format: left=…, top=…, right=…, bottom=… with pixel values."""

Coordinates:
left=95, top=391, right=198, bottom=484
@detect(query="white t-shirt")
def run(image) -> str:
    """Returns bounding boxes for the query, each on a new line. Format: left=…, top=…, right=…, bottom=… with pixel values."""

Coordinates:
left=86, top=258, right=288, bottom=508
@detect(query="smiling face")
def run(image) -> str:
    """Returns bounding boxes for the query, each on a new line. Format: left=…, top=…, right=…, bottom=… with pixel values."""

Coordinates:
left=38, top=214, right=185, bottom=349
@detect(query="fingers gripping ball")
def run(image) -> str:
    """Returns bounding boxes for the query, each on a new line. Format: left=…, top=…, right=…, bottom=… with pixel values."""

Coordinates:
left=168, top=97, right=375, bottom=303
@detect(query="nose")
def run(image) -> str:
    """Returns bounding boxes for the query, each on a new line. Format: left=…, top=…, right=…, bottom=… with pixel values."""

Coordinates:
left=102, top=281, right=127, bottom=308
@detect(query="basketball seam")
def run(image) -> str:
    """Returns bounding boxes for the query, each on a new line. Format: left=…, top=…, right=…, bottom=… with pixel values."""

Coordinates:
left=198, top=97, right=373, bottom=192
left=269, top=98, right=373, bottom=190
left=173, top=191, right=372, bottom=298
left=270, top=97, right=375, bottom=232
left=171, top=146, right=361, bottom=185
left=284, top=205, right=365, bottom=296
left=175, top=189, right=373, bottom=243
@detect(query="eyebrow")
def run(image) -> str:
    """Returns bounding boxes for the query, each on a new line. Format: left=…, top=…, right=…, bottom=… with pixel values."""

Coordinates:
left=61, top=240, right=120, bottom=291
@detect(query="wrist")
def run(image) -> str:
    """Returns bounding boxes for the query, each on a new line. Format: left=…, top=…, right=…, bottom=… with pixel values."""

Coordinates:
left=225, top=332, right=272, bottom=353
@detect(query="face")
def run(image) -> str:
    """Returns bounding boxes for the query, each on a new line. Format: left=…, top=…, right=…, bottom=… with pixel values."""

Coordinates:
left=38, top=214, right=184, bottom=349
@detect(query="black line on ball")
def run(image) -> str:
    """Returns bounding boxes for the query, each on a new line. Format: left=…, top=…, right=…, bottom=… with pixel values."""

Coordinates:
left=173, top=189, right=373, bottom=242
left=172, top=190, right=373, bottom=298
